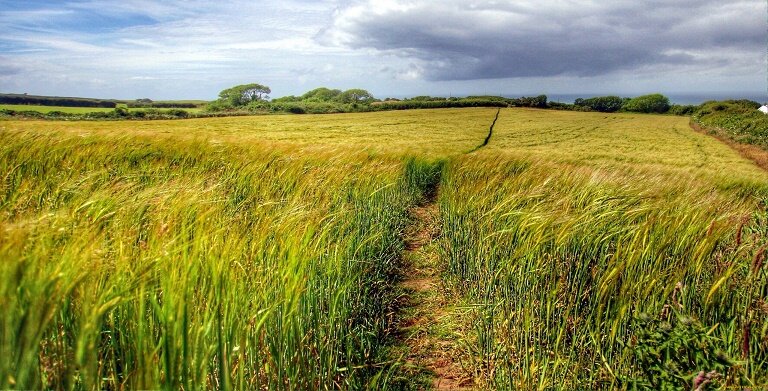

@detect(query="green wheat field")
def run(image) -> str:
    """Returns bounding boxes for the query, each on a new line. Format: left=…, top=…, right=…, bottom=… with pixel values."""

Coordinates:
left=2, top=107, right=767, bottom=389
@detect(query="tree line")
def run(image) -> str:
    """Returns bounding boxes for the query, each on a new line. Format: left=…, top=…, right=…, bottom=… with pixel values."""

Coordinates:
left=204, top=83, right=552, bottom=114
left=571, top=94, right=682, bottom=114
left=1, top=82, right=743, bottom=120
left=204, top=83, right=696, bottom=116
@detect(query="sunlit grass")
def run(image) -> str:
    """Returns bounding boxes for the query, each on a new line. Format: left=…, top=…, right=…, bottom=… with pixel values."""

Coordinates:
left=0, top=108, right=498, bottom=157
left=437, top=154, right=768, bottom=389
left=2, top=107, right=767, bottom=389
left=0, top=128, right=440, bottom=389
left=490, top=108, right=767, bottom=183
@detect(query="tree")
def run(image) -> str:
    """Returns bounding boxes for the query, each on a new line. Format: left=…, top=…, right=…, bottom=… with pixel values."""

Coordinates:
left=622, top=94, right=671, bottom=114
left=510, top=95, right=547, bottom=108
left=218, top=83, right=271, bottom=106
left=574, top=96, right=624, bottom=112
left=339, top=89, right=374, bottom=104
left=301, top=87, right=342, bottom=102
left=271, top=95, right=301, bottom=103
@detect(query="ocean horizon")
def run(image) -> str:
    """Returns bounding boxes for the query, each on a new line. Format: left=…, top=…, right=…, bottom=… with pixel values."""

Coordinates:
left=546, top=93, right=767, bottom=105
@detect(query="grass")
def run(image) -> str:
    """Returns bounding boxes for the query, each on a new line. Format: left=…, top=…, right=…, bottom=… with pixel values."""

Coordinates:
left=437, top=155, right=768, bottom=388
left=1, top=107, right=767, bottom=389
left=0, top=108, right=497, bottom=157
left=489, top=109, right=766, bottom=182
left=0, top=129, right=437, bottom=389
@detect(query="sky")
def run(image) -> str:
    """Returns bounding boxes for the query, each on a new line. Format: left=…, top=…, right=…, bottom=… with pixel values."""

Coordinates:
left=0, top=0, right=765, bottom=101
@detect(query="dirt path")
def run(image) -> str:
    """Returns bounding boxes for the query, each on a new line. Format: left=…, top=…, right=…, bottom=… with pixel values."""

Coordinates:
left=398, top=189, right=472, bottom=390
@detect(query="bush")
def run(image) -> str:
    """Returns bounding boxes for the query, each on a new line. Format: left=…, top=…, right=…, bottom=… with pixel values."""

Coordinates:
left=547, top=101, right=575, bottom=110
left=166, top=109, right=189, bottom=118
left=510, top=95, right=548, bottom=108
left=723, top=99, right=761, bottom=110
left=622, top=94, right=671, bottom=114
left=693, top=99, right=768, bottom=147
left=624, top=313, right=734, bottom=390
left=17, top=110, right=45, bottom=119
left=287, top=105, right=306, bottom=114
left=574, top=96, right=624, bottom=112
left=114, top=107, right=130, bottom=117
left=668, top=105, right=697, bottom=116
left=205, top=100, right=234, bottom=112
left=44, top=111, right=71, bottom=118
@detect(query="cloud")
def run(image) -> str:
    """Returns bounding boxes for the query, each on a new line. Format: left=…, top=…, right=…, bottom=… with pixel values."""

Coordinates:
left=1, top=0, right=763, bottom=99
left=0, top=61, right=21, bottom=76
left=0, top=0, right=362, bottom=97
left=321, top=0, right=765, bottom=81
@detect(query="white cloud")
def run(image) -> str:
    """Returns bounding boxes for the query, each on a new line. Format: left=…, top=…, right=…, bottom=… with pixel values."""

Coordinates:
left=0, top=0, right=764, bottom=99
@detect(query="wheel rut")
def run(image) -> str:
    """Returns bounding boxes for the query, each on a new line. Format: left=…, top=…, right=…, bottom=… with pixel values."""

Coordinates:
left=467, top=108, right=501, bottom=153
left=398, top=183, right=472, bottom=390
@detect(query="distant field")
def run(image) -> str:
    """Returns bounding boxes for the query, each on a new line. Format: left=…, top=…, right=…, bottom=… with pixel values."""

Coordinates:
left=0, top=104, right=116, bottom=113
left=4, top=108, right=763, bottom=181
left=2, top=108, right=766, bottom=389
left=0, top=104, right=204, bottom=114
left=150, top=99, right=208, bottom=105
left=489, top=109, right=766, bottom=182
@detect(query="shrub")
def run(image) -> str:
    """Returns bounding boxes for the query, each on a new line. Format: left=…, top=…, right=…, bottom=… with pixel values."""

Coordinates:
left=624, top=313, right=734, bottom=390
left=114, top=107, right=129, bottom=117
left=622, top=94, right=671, bottom=114
left=17, top=110, right=45, bottom=119
left=510, top=95, right=548, bottom=108
left=547, top=101, right=575, bottom=110
left=668, top=105, right=697, bottom=116
left=130, top=110, right=147, bottom=118
left=574, top=96, right=624, bottom=112
left=205, top=100, right=233, bottom=112
left=44, top=111, right=70, bottom=118
left=287, top=105, right=306, bottom=114
left=693, top=99, right=768, bottom=147
left=166, top=109, right=189, bottom=118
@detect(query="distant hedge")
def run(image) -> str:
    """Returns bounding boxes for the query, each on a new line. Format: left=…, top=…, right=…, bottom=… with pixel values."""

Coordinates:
left=693, top=100, right=768, bottom=147
left=370, top=95, right=547, bottom=111
left=371, top=99, right=509, bottom=111
left=622, top=94, right=671, bottom=114
left=574, top=96, right=624, bottom=112
left=0, top=94, right=118, bottom=108
left=126, top=102, right=198, bottom=109
left=0, top=107, right=193, bottom=120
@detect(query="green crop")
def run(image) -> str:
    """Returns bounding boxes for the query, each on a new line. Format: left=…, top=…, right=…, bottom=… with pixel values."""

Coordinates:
left=1, top=108, right=767, bottom=389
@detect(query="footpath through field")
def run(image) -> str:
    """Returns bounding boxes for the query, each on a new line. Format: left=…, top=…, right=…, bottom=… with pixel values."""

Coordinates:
left=398, top=182, right=472, bottom=390
left=395, top=108, right=502, bottom=389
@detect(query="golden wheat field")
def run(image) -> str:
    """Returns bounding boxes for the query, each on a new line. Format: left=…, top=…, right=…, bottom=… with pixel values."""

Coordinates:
left=1, top=108, right=766, bottom=390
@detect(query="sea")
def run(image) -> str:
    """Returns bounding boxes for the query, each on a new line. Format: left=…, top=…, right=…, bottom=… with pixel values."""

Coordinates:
left=546, top=93, right=767, bottom=105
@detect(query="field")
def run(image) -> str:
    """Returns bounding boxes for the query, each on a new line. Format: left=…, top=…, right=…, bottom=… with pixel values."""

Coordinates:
left=1, top=108, right=767, bottom=390
left=0, top=104, right=118, bottom=114
left=0, top=104, right=204, bottom=114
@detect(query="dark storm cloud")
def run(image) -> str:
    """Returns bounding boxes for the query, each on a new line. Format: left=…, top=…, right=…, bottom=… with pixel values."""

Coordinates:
left=321, top=0, right=765, bottom=80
